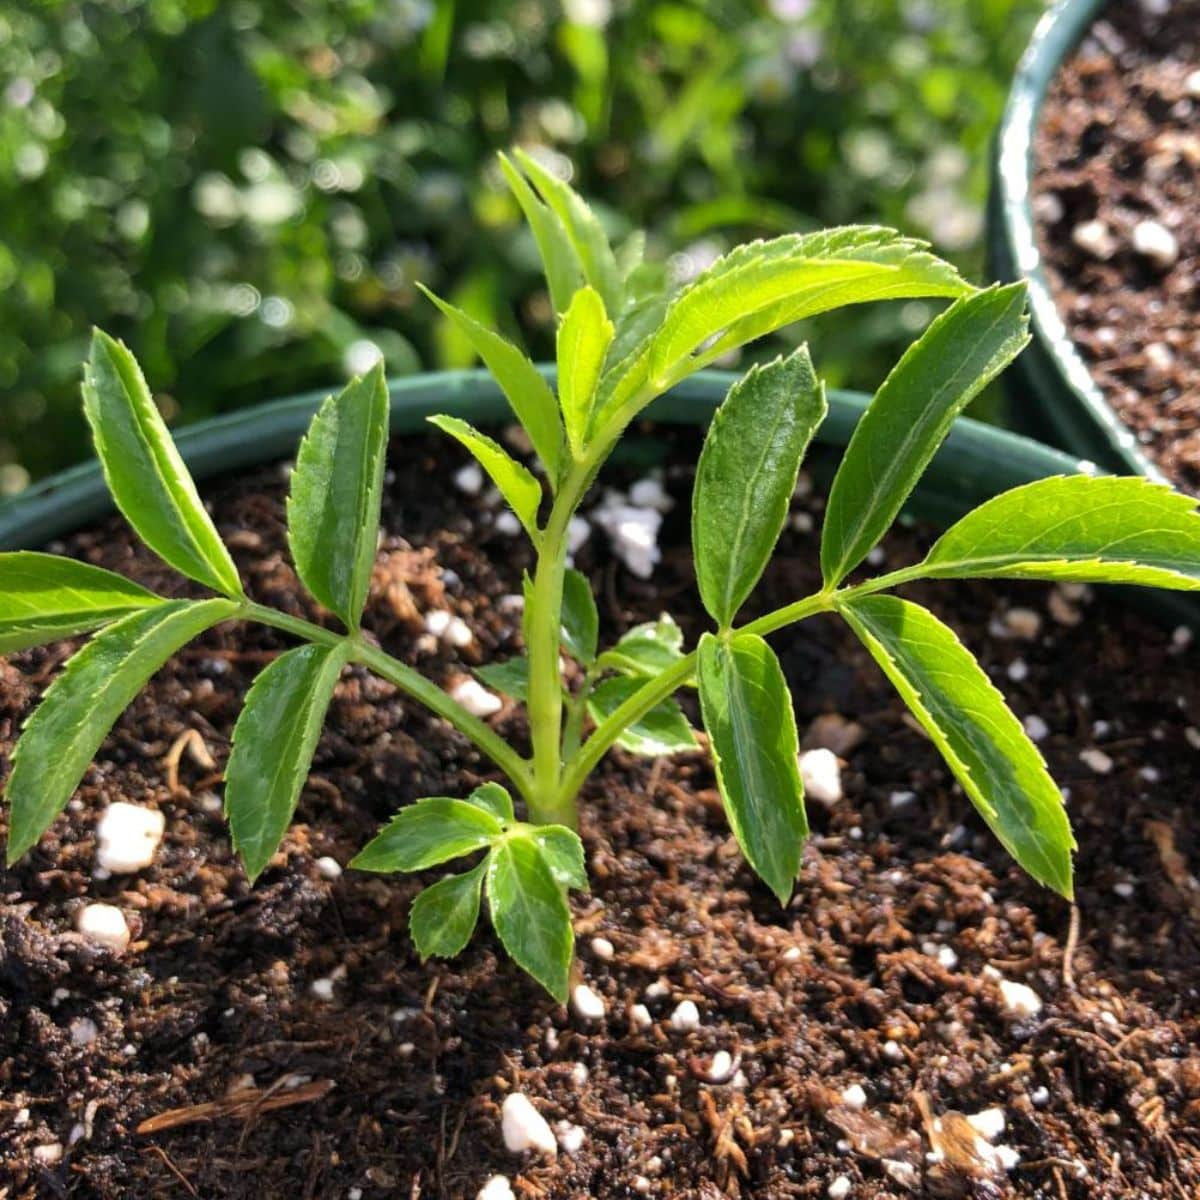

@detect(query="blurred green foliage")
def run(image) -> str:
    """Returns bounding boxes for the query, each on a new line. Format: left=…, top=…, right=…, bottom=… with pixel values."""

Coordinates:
left=0, top=0, right=1042, bottom=490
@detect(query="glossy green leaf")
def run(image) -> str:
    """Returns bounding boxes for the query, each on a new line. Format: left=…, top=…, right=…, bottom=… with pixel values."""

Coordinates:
left=531, top=825, right=588, bottom=890
left=587, top=676, right=696, bottom=756
left=922, top=476, right=1200, bottom=590
left=410, top=862, right=486, bottom=960
left=82, top=330, right=242, bottom=598
left=287, top=365, right=389, bottom=628
left=821, top=284, right=1029, bottom=586
left=597, top=613, right=686, bottom=679
left=417, top=285, right=563, bottom=479
left=224, top=641, right=349, bottom=882
left=513, top=149, right=623, bottom=314
left=350, top=796, right=502, bottom=873
left=475, top=656, right=530, bottom=702
left=428, top=415, right=543, bottom=541
left=486, top=834, right=574, bottom=1002
left=4, top=599, right=237, bottom=863
left=840, top=595, right=1074, bottom=898
left=553, top=567, right=598, bottom=665
left=693, top=349, right=826, bottom=627
left=466, top=781, right=515, bottom=824
left=696, top=632, right=807, bottom=904
left=497, top=151, right=582, bottom=314
left=557, top=286, right=614, bottom=457
left=648, top=227, right=970, bottom=383
left=0, top=552, right=164, bottom=654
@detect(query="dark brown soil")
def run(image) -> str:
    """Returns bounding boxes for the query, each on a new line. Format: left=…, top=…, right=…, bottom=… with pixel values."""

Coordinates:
left=1032, top=0, right=1200, bottom=490
left=2, top=429, right=1200, bottom=1199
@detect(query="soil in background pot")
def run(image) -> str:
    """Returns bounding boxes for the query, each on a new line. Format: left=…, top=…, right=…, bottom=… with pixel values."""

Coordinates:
left=1032, top=0, right=1200, bottom=489
left=2, top=430, right=1199, bottom=1199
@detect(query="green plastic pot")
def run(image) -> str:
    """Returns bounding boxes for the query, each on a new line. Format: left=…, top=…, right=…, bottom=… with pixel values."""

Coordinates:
left=987, top=0, right=1162, bottom=479
left=0, top=368, right=1191, bottom=626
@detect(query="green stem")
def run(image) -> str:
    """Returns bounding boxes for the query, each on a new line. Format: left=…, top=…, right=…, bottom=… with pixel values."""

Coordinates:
left=524, top=461, right=594, bottom=826
left=242, top=602, right=534, bottom=803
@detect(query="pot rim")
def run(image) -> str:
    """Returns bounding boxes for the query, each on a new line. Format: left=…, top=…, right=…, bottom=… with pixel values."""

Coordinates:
left=993, top=0, right=1163, bottom=482
left=0, top=367, right=1092, bottom=553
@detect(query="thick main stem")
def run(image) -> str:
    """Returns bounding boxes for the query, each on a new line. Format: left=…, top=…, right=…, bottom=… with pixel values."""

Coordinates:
left=524, top=462, right=594, bottom=827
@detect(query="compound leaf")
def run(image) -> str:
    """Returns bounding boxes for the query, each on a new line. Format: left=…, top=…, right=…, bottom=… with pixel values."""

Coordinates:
left=587, top=676, right=696, bottom=756
left=531, top=825, right=588, bottom=890
left=648, top=227, right=970, bottom=384
left=418, top=285, right=564, bottom=480
left=923, top=475, right=1200, bottom=590
left=351, top=797, right=503, bottom=873
left=497, top=151, right=582, bottom=314
left=5, top=598, right=237, bottom=863
left=821, top=284, right=1030, bottom=586
left=288, top=365, right=389, bottom=628
left=466, top=781, right=515, bottom=824
left=697, top=632, right=807, bottom=904
left=428, top=415, right=543, bottom=542
left=83, top=331, right=242, bottom=597
left=693, top=349, right=826, bottom=627
left=840, top=595, right=1074, bottom=898
left=561, top=568, right=599, bottom=664
left=475, top=656, right=530, bottom=703
left=557, top=285, right=614, bottom=457
left=410, top=862, right=486, bottom=960
left=225, top=641, right=349, bottom=882
left=486, top=834, right=574, bottom=1003
left=513, top=149, right=622, bottom=314
left=0, top=552, right=164, bottom=654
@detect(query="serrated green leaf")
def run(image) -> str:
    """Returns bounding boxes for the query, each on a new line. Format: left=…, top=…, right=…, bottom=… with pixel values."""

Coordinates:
left=531, top=825, right=588, bottom=890
left=648, top=228, right=970, bottom=384
left=417, top=284, right=564, bottom=480
left=486, top=834, right=574, bottom=1002
left=840, top=595, right=1074, bottom=898
left=224, top=641, right=349, bottom=882
left=287, top=365, right=389, bottom=628
left=587, top=676, right=696, bottom=756
left=83, top=330, right=242, bottom=598
left=475, top=656, right=530, bottom=702
left=513, top=149, right=623, bottom=314
left=561, top=567, right=599, bottom=664
left=428, top=415, right=543, bottom=542
left=0, top=552, right=164, bottom=654
left=821, top=284, right=1030, bottom=587
left=693, top=349, right=826, bottom=628
left=410, top=862, right=486, bottom=960
left=922, top=476, right=1200, bottom=590
left=697, top=632, right=807, bottom=904
left=597, top=613, right=686, bottom=678
left=466, top=781, right=515, bottom=824
left=557, top=286, right=614, bottom=457
left=350, top=796, right=503, bottom=873
left=4, top=598, right=237, bottom=863
left=497, top=151, right=582, bottom=314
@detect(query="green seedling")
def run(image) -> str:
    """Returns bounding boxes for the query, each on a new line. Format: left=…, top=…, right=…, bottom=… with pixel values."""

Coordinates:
left=6, top=151, right=1200, bottom=1001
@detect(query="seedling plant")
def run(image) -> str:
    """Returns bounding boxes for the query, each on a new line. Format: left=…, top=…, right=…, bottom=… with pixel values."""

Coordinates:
left=6, top=150, right=1200, bottom=1001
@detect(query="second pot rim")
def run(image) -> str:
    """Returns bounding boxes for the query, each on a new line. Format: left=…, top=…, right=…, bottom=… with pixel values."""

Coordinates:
left=993, top=0, right=1164, bottom=482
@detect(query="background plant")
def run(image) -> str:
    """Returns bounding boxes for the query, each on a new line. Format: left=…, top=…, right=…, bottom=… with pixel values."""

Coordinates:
left=8, top=156, right=1200, bottom=1001
left=0, top=0, right=1043, bottom=492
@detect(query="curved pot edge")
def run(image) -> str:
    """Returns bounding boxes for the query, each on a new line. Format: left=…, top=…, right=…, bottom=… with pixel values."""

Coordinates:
left=990, top=0, right=1164, bottom=482
left=1, top=366, right=1193, bottom=628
